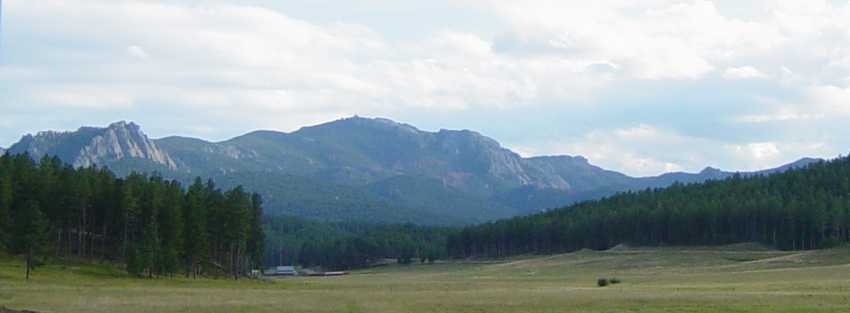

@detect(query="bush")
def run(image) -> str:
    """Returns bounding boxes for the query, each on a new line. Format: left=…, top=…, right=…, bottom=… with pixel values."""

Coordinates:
left=610, top=277, right=622, bottom=284
left=597, top=278, right=609, bottom=287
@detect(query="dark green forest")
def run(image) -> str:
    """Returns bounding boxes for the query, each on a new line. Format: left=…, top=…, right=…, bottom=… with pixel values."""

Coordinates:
left=6, top=150, right=850, bottom=276
left=0, top=153, right=265, bottom=279
left=0, top=152, right=450, bottom=276
left=449, top=157, right=850, bottom=258
left=264, top=216, right=451, bottom=270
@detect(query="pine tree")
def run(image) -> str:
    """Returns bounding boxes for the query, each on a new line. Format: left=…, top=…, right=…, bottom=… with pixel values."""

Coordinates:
left=223, top=186, right=249, bottom=279
left=119, top=177, right=140, bottom=259
left=0, top=166, right=12, bottom=250
left=158, top=181, right=183, bottom=276
left=126, top=244, right=144, bottom=277
left=138, top=176, right=163, bottom=278
left=14, top=200, right=48, bottom=280
left=247, top=193, right=265, bottom=271
left=0, top=153, right=269, bottom=279
left=183, top=178, right=208, bottom=278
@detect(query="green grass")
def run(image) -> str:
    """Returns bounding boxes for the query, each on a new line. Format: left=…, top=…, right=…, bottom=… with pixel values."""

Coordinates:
left=3, top=245, right=850, bottom=313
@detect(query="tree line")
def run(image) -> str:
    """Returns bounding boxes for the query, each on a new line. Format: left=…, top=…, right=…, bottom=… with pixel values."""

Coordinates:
left=264, top=215, right=450, bottom=270
left=14, top=151, right=848, bottom=275
left=0, top=153, right=264, bottom=279
left=449, top=157, right=850, bottom=258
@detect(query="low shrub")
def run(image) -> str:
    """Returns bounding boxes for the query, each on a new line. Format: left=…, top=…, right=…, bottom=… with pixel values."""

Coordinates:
left=597, top=278, right=609, bottom=287
left=610, top=277, right=622, bottom=284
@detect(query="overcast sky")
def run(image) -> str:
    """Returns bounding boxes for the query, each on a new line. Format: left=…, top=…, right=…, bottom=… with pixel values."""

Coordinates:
left=2, top=0, right=850, bottom=176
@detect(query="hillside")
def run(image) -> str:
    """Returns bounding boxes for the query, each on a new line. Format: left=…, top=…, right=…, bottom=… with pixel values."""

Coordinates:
left=449, top=155, right=848, bottom=258
left=4, top=117, right=819, bottom=225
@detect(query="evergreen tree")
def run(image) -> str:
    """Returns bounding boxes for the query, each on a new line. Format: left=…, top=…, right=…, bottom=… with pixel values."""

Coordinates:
left=223, top=186, right=249, bottom=279
left=247, top=193, right=265, bottom=271
left=137, top=176, right=163, bottom=278
left=0, top=165, right=12, bottom=249
left=183, top=178, right=208, bottom=278
left=13, top=200, right=48, bottom=280
left=158, top=181, right=183, bottom=276
left=0, top=153, right=267, bottom=279
left=126, top=244, right=144, bottom=277
left=448, top=158, right=850, bottom=258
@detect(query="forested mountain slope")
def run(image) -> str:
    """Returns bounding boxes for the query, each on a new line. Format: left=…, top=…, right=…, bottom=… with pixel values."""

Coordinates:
left=449, top=156, right=850, bottom=258
left=4, top=117, right=819, bottom=225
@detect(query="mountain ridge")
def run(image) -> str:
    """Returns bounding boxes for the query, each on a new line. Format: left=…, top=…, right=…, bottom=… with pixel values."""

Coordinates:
left=8, top=121, right=177, bottom=170
left=3, top=117, right=824, bottom=224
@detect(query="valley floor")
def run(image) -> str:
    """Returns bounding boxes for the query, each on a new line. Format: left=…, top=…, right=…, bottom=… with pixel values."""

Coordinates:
left=3, top=244, right=850, bottom=313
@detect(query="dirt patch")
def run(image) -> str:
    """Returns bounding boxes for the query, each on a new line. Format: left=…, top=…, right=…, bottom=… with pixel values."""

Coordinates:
left=713, top=251, right=811, bottom=270
left=606, top=244, right=632, bottom=252
left=717, top=242, right=776, bottom=251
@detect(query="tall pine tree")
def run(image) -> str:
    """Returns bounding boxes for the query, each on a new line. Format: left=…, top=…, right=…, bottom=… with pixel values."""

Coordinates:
left=14, top=200, right=48, bottom=280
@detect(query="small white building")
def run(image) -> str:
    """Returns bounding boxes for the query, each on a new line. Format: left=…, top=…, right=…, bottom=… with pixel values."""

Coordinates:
left=265, top=266, right=298, bottom=276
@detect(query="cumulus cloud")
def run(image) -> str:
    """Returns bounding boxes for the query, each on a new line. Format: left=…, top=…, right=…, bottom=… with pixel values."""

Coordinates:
left=1, top=1, right=601, bottom=131
left=518, top=124, right=839, bottom=177
left=523, top=124, right=703, bottom=176
left=723, top=66, right=768, bottom=80
left=126, top=45, right=150, bottom=60
left=475, top=0, right=788, bottom=80
left=2, top=0, right=850, bottom=175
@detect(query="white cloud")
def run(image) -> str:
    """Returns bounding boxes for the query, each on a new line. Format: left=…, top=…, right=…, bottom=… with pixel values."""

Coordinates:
left=527, top=124, right=701, bottom=176
left=2, top=1, right=605, bottom=126
left=126, top=45, right=149, bottom=60
left=745, top=142, right=780, bottom=160
left=28, top=85, right=136, bottom=110
left=2, top=0, right=850, bottom=176
left=723, top=141, right=831, bottom=169
left=723, top=66, right=768, bottom=80
left=734, top=100, right=824, bottom=123
left=475, top=0, right=789, bottom=80
left=517, top=124, right=839, bottom=176
left=807, top=85, right=850, bottom=116
left=734, top=84, right=850, bottom=125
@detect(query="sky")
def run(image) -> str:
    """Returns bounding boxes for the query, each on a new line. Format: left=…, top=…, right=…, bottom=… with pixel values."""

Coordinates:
left=1, top=0, right=850, bottom=177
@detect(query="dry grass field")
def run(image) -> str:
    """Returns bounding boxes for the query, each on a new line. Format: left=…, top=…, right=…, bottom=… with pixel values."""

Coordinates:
left=3, top=244, right=850, bottom=313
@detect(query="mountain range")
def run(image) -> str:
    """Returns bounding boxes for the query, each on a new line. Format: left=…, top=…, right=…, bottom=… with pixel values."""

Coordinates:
left=3, top=117, right=821, bottom=225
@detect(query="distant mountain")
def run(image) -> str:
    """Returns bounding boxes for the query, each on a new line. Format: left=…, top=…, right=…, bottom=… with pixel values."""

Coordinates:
left=3, top=117, right=823, bottom=225
left=755, top=158, right=822, bottom=175
left=448, top=155, right=850, bottom=258
left=492, top=156, right=822, bottom=213
left=156, top=117, right=572, bottom=194
left=0, top=147, right=5, bottom=155
left=7, top=121, right=176, bottom=170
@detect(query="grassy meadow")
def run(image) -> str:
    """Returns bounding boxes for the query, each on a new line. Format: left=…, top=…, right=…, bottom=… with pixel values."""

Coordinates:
left=2, top=244, right=850, bottom=313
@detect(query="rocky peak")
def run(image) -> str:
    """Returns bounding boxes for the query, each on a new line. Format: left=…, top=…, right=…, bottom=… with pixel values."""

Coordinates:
left=75, top=121, right=177, bottom=169
left=430, top=129, right=538, bottom=189
left=8, top=121, right=177, bottom=170
left=699, top=166, right=723, bottom=175
left=301, top=116, right=423, bottom=136
left=107, top=120, right=141, bottom=132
